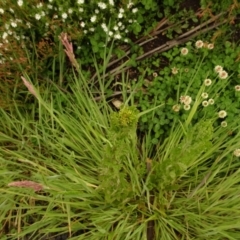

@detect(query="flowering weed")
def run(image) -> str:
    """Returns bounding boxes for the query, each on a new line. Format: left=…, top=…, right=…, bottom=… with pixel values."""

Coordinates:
left=135, top=39, right=240, bottom=143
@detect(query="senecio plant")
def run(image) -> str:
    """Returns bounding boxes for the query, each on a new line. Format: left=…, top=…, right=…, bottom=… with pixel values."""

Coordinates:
left=99, top=106, right=144, bottom=203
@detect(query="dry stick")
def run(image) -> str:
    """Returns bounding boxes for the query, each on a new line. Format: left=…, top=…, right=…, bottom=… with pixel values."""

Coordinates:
left=91, top=12, right=227, bottom=82
left=92, top=16, right=227, bottom=101
left=135, top=17, right=169, bottom=44
left=136, top=18, right=227, bottom=61
left=98, top=11, right=225, bottom=75
left=101, top=14, right=199, bottom=71
left=178, top=11, right=226, bottom=38
left=90, top=17, right=194, bottom=81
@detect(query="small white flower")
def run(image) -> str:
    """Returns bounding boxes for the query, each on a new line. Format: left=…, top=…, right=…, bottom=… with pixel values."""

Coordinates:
left=108, top=31, right=113, bottom=36
left=62, top=13, right=68, bottom=19
left=77, top=0, right=84, bottom=3
left=218, top=110, right=227, bottom=118
left=83, top=29, right=87, bottom=34
left=127, top=2, right=133, bottom=8
left=41, top=11, right=45, bottom=17
left=118, top=13, right=123, bottom=18
left=172, top=104, right=181, bottom=112
left=201, top=92, right=208, bottom=99
left=132, top=8, right=138, bottom=13
left=234, top=149, right=240, bottom=157
left=221, top=121, right=227, bottom=127
left=26, top=22, right=31, bottom=28
left=183, top=104, right=191, bottom=111
left=80, top=22, right=85, bottom=27
left=79, top=8, right=84, bottom=12
left=120, top=8, right=124, bottom=13
left=114, top=33, right=121, bottom=39
left=181, top=47, right=189, bottom=55
left=118, top=22, right=122, bottom=27
left=37, top=3, right=43, bottom=8
left=9, top=8, right=14, bottom=13
left=218, top=70, right=228, bottom=79
left=180, top=95, right=192, bottom=105
left=202, top=100, right=209, bottom=107
left=68, top=9, right=73, bottom=14
left=171, top=67, right=178, bottom=75
left=0, top=8, right=4, bottom=14
left=95, top=9, right=99, bottom=14
left=153, top=72, right=158, bottom=78
left=101, top=23, right=107, bottom=29
left=208, top=98, right=214, bottom=105
left=235, top=85, right=240, bottom=91
left=184, top=96, right=192, bottom=105
left=11, top=22, right=17, bottom=28
left=17, top=0, right=23, bottom=7
left=2, top=32, right=8, bottom=39
left=128, top=19, right=133, bottom=23
left=98, top=2, right=107, bottom=9
left=195, top=40, right=204, bottom=48
left=113, top=25, right=118, bottom=31
left=214, top=65, right=223, bottom=73
left=204, top=78, right=212, bottom=86
left=101, top=24, right=108, bottom=32
left=207, top=43, right=214, bottom=49
left=16, top=19, right=22, bottom=23
left=35, top=14, right=41, bottom=20
left=91, top=15, right=97, bottom=22
left=124, top=38, right=128, bottom=42
left=89, top=27, right=95, bottom=32
left=7, top=30, right=12, bottom=35
left=47, top=4, right=53, bottom=9
left=109, top=0, right=114, bottom=5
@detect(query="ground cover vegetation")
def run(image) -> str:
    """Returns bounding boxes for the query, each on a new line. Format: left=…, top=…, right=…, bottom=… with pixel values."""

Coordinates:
left=0, top=0, right=240, bottom=239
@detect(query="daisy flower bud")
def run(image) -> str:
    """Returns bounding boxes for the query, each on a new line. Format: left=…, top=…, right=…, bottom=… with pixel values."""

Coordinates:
left=202, top=100, right=209, bottom=107
left=235, top=85, right=240, bottom=91
left=183, top=104, right=190, bottom=111
left=214, top=65, right=223, bottom=73
left=218, top=70, right=228, bottom=79
left=208, top=99, right=214, bottom=105
left=221, top=121, right=227, bottom=127
left=204, top=78, right=212, bottom=86
left=172, top=104, right=180, bottom=112
left=201, top=92, right=208, bottom=99
left=195, top=40, right=204, bottom=48
left=233, top=149, right=240, bottom=157
left=181, top=47, right=188, bottom=55
left=218, top=110, right=227, bottom=118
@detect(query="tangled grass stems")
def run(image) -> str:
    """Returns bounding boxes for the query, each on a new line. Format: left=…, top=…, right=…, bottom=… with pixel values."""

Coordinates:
left=1, top=35, right=240, bottom=240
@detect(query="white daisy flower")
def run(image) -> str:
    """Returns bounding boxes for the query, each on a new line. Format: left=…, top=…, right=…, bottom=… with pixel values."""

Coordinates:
left=195, top=40, right=204, bottom=48
left=218, top=110, right=227, bottom=118
left=181, top=47, right=188, bottom=55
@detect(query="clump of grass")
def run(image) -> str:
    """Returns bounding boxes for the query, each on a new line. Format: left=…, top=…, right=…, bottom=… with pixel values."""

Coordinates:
left=1, top=34, right=240, bottom=240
